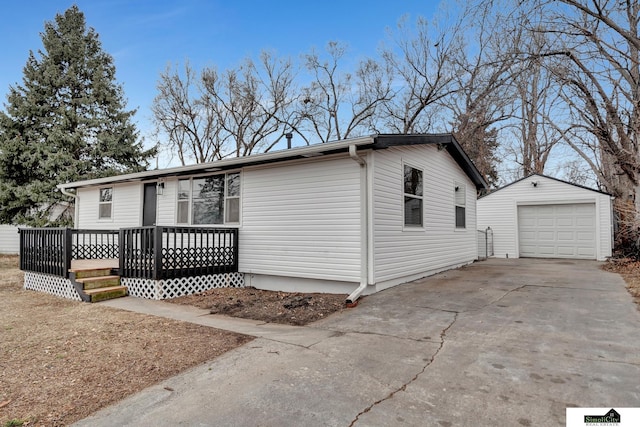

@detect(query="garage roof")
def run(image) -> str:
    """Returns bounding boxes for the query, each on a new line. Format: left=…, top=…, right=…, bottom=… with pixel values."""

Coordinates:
left=479, top=173, right=612, bottom=198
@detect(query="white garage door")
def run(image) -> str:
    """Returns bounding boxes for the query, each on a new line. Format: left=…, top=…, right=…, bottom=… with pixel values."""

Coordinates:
left=518, top=203, right=596, bottom=259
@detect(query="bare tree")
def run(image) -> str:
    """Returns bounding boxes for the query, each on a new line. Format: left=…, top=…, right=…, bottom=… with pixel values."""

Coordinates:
left=510, top=25, right=565, bottom=176
left=380, top=15, right=464, bottom=134
left=153, top=51, right=299, bottom=164
left=448, top=1, right=522, bottom=186
left=152, top=62, right=226, bottom=165
left=299, top=41, right=393, bottom=142
left=201, top=52, right=299, bottom=156
left=535, top=0, right=640, bottom=206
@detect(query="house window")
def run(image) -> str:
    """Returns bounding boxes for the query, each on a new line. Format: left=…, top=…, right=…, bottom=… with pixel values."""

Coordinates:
left=177, top=179, right=190, bottom=224
left=99, top=187, right=113, bottom=219
left=225, top=173, right=240, bottom=223
left=455, top=182, right=466, bottom=229
left=404, top=165, right=423, bottom=227
left=177, top=172, right=241, bottom=225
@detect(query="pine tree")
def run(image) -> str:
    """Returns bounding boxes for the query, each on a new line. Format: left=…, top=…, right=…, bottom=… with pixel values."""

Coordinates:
left=0, top=5, right=155, bottom=226
left=452, top=111, right=500, bottom=189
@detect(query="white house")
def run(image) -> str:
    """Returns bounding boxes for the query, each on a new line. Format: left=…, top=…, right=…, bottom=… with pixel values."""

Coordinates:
left=48, top=134, right=487, bottom=302
left=477, top=174, right=613, bottom=261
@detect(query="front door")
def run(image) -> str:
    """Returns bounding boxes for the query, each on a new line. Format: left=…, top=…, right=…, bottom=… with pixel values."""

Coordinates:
left=143, top=183, right=157, bottom=226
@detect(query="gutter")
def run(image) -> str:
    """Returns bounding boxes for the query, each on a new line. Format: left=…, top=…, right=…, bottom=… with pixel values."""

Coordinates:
left=346, top=144, right=369, bottom=307
left=59, top=187, right=79, bottom=227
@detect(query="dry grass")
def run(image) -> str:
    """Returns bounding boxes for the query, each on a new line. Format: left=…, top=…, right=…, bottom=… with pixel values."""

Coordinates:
left=602, top=258, right=640, bottom=308
left=0, top=255, right=252, bottom=427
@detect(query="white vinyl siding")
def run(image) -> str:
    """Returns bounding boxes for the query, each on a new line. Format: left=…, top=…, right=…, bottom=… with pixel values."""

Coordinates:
left=0, top=225, right=20, bottom=254
left=477, top=175, right=613, bottom=261
left=373, top=145, right=477, bottom=284
left=76, top=183, right=143, bottom=229
left=240, top=156, right=361, bottom=283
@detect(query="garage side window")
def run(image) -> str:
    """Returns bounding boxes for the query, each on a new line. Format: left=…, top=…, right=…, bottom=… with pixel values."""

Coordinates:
left=404, top=165, right=423, bottom=227
left=99, top=187, right=113, bottom=219
left=455, top=182, right=466, bottom=229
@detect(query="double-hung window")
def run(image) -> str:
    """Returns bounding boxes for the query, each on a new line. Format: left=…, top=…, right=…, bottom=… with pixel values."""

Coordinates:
left=99, top=187, right=113, bottom=219
left=177, top=172, right=240, bottom=225
left=403, top=165, right=423, bottom=227
left=455, top=182, right=466, bottom=229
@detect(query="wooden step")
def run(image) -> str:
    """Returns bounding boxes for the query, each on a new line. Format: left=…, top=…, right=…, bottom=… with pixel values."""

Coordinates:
left=71, top=268, right=114, bottom=280
left=76, top=275, right=121, bottom=290
left=84, top=285, right=128, bottom=303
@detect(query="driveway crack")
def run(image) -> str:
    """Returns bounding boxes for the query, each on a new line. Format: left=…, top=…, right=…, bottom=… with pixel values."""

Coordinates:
left=484, top=284, right=527, bottom=308
left=348, top=311, right=459, bottom=427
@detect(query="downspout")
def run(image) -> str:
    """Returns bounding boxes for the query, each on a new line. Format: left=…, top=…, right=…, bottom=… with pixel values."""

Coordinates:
left=346, top=144, right=368, bottom=307
left=59, top=187, right=79, bottom=227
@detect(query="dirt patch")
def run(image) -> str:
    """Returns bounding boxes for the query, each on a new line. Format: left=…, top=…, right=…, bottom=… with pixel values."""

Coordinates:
left=169, top=287, right=348, bottom=326
left=602, top=258, right=640, bottom=308
left=0, top=255, right=252, bottom=427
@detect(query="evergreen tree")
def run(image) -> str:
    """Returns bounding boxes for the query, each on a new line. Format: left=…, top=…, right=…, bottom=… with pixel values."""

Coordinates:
left=0, top=5, right=155, bottom=226
left=452, top=111, right=500, bottom=189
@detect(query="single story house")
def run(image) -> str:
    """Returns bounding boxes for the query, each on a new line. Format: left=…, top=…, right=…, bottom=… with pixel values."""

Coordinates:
left=22, top=134, right=487, bottom=303
left=477, top=173, right=613, bottom=261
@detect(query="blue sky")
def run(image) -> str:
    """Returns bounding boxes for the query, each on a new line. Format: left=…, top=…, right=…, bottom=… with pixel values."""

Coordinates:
left=0, top=0, right=439, bottom=159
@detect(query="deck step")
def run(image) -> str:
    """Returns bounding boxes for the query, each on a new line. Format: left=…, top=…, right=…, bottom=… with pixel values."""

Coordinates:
left=76, top=275, right=121, bottom=290
left=84, top=285, right=128, bottom=303
left=72, top=268, right=114, bottom=280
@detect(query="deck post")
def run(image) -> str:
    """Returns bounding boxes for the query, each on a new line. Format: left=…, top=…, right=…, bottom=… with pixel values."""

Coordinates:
left=153, top=226, right=163, bottom=280
left=63, top=228, right=73, bottom=278
left=232, top=228, right=239, bottom=272
left=118, top=228, right=125, bottom=277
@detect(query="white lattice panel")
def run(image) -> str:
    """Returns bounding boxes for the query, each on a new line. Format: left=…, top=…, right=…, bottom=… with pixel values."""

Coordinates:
left=123, top=272, right=244, bottom=300
left=24, top=272, right=82, bottom=301
left=122, top=277, right=162, bottom=300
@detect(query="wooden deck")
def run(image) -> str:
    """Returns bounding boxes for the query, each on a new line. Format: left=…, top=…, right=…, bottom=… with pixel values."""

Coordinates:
left=70, top=258, right=119, bottom=272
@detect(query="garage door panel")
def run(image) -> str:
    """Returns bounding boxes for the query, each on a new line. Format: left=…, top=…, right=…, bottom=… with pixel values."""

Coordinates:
left=557, top=246, right=577, bottom=256
left=557, top=231, right=575, bottom=241
left=538, top=218, right=554, bottom=227
left=520, top=218, right=536, bottom=227
left=577, top=231, right=595, bottom=241
left=518, top=204, right=596, bottom=260
left=537, top=246, right=557, bottom=256
left=555, top=205, right=575, bottom=214
left=576, top=217, right=595, bottom=226
left=575, top=205, right=594, bottom=214
left=538, top=231, right=555, bottom=240
left=577, top=247, right=596, bottom=257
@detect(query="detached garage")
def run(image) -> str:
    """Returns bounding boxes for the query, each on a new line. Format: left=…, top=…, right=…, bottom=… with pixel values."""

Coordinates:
left=477, top=174, right=613, bottom=261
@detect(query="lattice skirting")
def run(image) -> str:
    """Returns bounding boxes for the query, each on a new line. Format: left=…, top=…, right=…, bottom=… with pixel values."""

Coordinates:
left=123, top=272, right=244, bottom=300
left=24, top=272, right=82, bottom=301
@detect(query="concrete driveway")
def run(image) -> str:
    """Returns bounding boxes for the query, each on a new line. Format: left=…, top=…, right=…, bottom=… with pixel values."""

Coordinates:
left=75, top=258, right=640, bottom=426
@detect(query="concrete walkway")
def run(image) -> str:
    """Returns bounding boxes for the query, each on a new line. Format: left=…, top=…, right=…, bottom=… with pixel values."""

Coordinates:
left=74, top=259, right=640, bottom=426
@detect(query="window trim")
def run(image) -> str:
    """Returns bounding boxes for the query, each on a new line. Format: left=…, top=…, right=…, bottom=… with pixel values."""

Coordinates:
left=454, top=181, right=466, bottom=229
left=402, top=162, right=424, bottom=230
left=98, top=187, right=113, bottom=221
left=175, top=171, right=241, bottom=226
